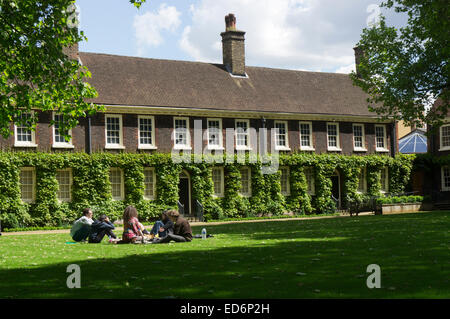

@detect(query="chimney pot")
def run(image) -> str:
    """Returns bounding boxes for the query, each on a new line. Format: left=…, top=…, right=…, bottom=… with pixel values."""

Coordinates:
left=225, top=13, right=236, bottom=31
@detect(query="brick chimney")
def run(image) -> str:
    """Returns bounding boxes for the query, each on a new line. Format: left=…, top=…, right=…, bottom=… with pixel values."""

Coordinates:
left=63, top=42, right=79, bottom=61
left=221, top=14, right=246, bottom=76
left=353, top=46, right=364, bottom=77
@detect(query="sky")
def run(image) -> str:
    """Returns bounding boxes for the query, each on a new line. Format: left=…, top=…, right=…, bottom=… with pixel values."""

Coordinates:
left=76, top=0, right=407, bottom=74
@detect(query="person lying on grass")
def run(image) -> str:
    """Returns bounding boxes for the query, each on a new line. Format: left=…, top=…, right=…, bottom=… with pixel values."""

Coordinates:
left=88, top=214, right=120, bottom=243
left=121, top=205, right=145, bottom=244
left=149, top=210, right=174, bottom=239
left=152, top=209, right=192, bottom=244
left=70, top=208, right=94, bottom=242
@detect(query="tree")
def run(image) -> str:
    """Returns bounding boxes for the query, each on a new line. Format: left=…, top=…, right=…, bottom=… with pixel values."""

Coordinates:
left=351, top=0, right=449, bottom=129
left=0, top=0, right=147, bottom=140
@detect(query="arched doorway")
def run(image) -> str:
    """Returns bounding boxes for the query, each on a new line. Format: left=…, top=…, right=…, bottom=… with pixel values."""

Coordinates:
left=331, top=170, right=341, bottom=209
left=178, top=170, right=191, bottom=216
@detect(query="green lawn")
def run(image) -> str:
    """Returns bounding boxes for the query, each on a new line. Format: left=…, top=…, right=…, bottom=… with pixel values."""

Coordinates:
left=0, top=211, right=449, bottom=299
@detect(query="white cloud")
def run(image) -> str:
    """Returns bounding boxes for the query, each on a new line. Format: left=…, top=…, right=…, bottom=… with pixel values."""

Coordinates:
left=335, top=63, right=356, bottom=74
left=179, top=0, right=399, bottom=72
left=134, top=3, right=181, bottom=56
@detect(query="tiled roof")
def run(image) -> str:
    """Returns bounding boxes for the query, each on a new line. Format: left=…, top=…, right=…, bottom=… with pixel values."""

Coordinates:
left=80, top=52, right=375, bottom=117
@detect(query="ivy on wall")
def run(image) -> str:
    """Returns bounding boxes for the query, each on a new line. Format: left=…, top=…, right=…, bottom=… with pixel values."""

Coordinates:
left=0, top=152, right=419, bottom=228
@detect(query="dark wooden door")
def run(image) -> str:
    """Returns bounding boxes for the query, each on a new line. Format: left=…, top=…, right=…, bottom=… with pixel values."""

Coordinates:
left=178, top=178, right=190, bottom=215
left=331, top=175, right=340, bottom=208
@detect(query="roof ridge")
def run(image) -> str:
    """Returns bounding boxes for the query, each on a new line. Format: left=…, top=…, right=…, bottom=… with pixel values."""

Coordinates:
left=79, top=51, right=350, bottom=76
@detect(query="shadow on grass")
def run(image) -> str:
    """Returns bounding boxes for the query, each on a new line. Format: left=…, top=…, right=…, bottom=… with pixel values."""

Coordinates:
left=0, top=212, right=448, bottom=299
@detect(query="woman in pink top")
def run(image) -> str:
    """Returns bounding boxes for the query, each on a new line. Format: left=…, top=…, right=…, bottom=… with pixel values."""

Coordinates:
left=122, top=206, right=144, bottom=243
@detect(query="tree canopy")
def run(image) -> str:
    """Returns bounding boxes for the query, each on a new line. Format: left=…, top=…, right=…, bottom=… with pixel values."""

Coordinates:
left=0, top=0, right=146, bottom=140
left=351, top=0, right=449, bottom=129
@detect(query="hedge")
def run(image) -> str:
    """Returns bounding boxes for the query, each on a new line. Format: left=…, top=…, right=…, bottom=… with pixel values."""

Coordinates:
left=0, top=152, right=419, bottom=229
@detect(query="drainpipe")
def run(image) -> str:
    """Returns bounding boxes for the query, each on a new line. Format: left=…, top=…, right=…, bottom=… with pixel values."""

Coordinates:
left=86, top=116, right=92, bottom=154
left=390, top=121, right=397, bottom=157
left=261, top=117, right=267, bottom=155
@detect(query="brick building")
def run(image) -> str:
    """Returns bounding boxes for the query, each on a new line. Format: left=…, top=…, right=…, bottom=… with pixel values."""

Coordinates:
left=0, top=14, right=399, bottom=215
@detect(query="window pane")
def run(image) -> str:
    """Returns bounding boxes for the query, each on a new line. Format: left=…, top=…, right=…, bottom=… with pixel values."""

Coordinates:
left=442, top=126, right=450, bottom=148
left=16, top=113, right=33, bottom=142
left=327, top=124, right=338, bottom=147
left=212, top=168, right=223, bottom=196
left=275, top=122, right=287, bottom=147
left=20, top=169, right=34, bottom=202
left=139, top=118, right=153, bottom=145
left=110, top=169, right=123, bottom=199
left=236, top=121, right=248, bottom=146
left=376, top=126, right=385, bottom=148
left=56, top=170, right=71, bottom=201
left=300, top=123, right=311, bottom=147
left=144, top=168, right=155, bottom=198
left=106, top=117, right=121, bottom=145
left=208, top=120, right=220, bottom=146
left=54, top=114, right=71, bottom=143
left=175, top=119, right=188, bottom=146
left=240, top=168, right=250, bottom=195
left=353, top=125, right=363, bottom=148
left=305, top=168, right=315, bottom=194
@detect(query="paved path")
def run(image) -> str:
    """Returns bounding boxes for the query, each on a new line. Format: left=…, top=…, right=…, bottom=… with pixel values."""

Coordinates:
left=1, top=212, right=375, bottom=236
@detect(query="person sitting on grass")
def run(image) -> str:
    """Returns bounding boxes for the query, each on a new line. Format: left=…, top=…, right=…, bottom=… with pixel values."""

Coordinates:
left=149, top=210, right=174, bottom=240
left=121, top=205, right=145, bottom=244
left=88, top=214, right=119, bottom=243
left=152, top=209, right=192, bottom=244
left=70, top=208, right=94, bottom=242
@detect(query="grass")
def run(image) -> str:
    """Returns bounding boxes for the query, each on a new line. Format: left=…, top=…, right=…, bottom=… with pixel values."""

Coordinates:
left=0, top=211, right=449, bottom=299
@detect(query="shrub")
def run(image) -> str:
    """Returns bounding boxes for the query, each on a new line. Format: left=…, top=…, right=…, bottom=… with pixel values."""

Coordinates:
left=0, top=152, right=418, bottom=228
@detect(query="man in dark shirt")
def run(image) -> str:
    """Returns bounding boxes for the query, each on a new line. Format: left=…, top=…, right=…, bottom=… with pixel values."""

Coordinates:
left=153, top=209, right=192, bottom=243
left=88, top=214, right=117, bottom=243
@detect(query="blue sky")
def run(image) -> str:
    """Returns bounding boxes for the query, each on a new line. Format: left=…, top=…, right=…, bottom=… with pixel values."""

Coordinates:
left=77, top=0, right=406, bottom=73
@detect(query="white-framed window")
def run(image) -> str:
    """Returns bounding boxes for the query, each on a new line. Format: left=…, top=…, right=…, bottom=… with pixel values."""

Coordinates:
left=212, top=167, right=224, bottom=197
left=375, top=124, right=389, bottom=152
left=173, top=117, right=191, bottom=149
left=207, top=118, right=223, bottom=149
left=19, top=167, right=36, bottom=203
left=56, top=169, right=72, bottom=202
left=280, top=167, right=290, bottom=196
left=304, top=167, right=315, bottom=196
left=327, top=122, right=341, bottom=151
left=299, top=122, right=314, bottom=151
left=441, top=166, right=450, bottom=191
left=235, top=119, right=250, bottom=150
left=380, top=167, right=389, bottom=193
left=109, top=168, right=124, bottom=200
left=239, top=166, right=252, bottom=197
left=14, top=112, right=37, bottom=147
left=143, top=167, right=156, bottom=200
left=274, top=121, right=290, bottom=150
left=357, top=167, right=367, bottom=193
left=439, top=124, right=450, bottom=151
left=138, top=115, right=157, bottom=149
left=53, top=113, right=74, bottom=148
left=353, top=124, right=366, bottom=152
left=105, top=114, right=124, bottom=149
